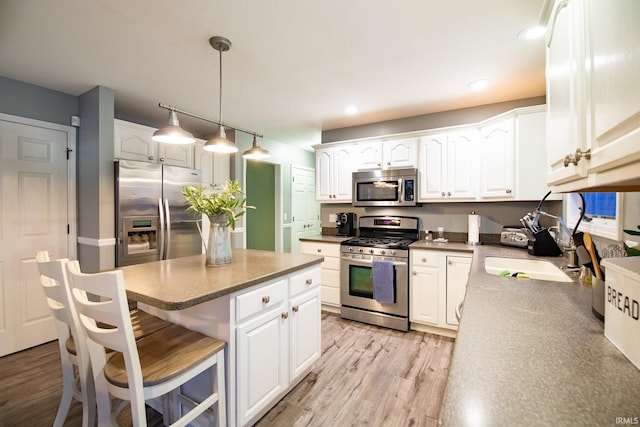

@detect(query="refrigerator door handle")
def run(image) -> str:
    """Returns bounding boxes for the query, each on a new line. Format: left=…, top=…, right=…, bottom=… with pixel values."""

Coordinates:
left=164, top=198, right=171, bottom=260
left=158, top=198, right=166, bottom=260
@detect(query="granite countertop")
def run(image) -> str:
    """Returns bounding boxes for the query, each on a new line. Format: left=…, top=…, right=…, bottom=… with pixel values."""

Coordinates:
left=299, top=235, right=353, bottom=243
left=118, top=249, right=323, bottom=310
left=439, top=245, right=640, bottom=426
left=409, top=240, right=478, bottom=252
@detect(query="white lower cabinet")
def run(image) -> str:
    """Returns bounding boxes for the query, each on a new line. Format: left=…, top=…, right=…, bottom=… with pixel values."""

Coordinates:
left=300, top=240, right=341, bottom=308
left=410, top=249, right=471, bottom=334
left=236, top=303, right=289, bottom=425
left=234, top=266, right=321, bottom=426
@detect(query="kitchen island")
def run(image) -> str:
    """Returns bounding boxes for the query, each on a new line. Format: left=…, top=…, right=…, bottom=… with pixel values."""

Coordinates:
left=440, top=245, right=640, bottom=426
left=119, top=249, right=324, bottom=427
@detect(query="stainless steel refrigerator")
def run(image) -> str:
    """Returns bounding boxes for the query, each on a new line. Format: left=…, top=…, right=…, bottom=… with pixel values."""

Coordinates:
left=115, top=160, right=202, bottom=267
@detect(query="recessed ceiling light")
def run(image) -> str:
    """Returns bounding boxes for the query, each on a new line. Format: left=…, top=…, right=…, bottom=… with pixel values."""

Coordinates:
left=344, top=105, right=358, bottom=115
left=468, top=79, right=490, bottom=90
left=517, top=24, right=546, bottom=40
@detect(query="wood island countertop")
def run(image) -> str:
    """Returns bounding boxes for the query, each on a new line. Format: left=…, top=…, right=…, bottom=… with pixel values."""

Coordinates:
left=118, top=249, right=323, bottom=311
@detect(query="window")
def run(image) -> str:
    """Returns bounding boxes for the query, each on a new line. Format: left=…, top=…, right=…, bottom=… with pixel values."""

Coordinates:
left=566, top=192, right=622, bottom=241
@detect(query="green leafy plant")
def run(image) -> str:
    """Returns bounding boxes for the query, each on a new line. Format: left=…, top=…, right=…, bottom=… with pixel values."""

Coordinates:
left=181, top=180, right=254, bottom=230
left=623, top=225, right=640, bottom=256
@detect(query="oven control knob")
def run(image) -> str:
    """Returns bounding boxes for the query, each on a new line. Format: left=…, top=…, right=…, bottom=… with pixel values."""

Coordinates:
left=368, top=248, right=374, bottom=254
left=391, top=250, right=396, bottom=256
left=348, top=247, right=353, bottom=252
left=380, top=250, right=386, bottom=255
left=358, top=248, right=363, bottom=253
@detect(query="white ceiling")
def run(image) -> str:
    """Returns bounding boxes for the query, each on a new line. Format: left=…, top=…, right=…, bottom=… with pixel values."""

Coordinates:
left=0, top=0, right=547, bottom=150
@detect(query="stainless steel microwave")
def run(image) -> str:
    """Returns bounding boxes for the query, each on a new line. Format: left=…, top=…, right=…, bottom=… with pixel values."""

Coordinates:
left=352, top=168, right=418, bottom=207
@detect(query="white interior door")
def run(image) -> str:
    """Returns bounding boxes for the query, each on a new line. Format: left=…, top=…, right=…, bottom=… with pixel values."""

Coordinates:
left=291, top=166, right=319, bottom=254
left=0, top=114, right=75, bottom=356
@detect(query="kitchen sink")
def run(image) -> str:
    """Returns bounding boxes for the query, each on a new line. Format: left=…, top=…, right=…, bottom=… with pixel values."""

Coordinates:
left=484, top=256, right=573, bottom=282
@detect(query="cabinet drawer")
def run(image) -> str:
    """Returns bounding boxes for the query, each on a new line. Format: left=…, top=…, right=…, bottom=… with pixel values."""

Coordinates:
left=290, top=267, right=321, bottom=297
left=411, top=251, right=439, bottom=267
left=321, top=269, right=340, bottom=288
left=236, top=279, right=287, bottom=323
left=301, top=242, right=341, bottom=258
left=322, top=256, right=340, bottom=271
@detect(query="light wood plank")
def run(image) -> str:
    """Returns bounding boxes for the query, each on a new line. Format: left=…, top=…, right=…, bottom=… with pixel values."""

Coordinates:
left=0, top=312, right=453, bottom=427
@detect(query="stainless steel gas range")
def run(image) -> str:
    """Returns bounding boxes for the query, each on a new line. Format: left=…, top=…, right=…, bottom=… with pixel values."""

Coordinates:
left=340, top=216, right=420, bottom=331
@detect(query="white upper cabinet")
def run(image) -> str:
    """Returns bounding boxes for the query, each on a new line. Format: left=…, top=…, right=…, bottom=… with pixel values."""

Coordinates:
left=546, top=0, right=640, bottom=191
left=352, top=141, right=382, bottom=170
left=352, top=138, right=418, bottom=170
left=545, top=0, right=589, bottom=187
left=480, top=106, right=557, bottom=201
left=114, top=119, right=194, bottom=168
left=419, top=129, right=478, bottom=201
left=382, top=138, right=418, bottom=169
left=315, top=145, right=355, bottom=202
left=583, top=0, right=640, bottom=186
left=194, top=139, right=230, bottom=191
left=479, top=117, right=515, bottom=199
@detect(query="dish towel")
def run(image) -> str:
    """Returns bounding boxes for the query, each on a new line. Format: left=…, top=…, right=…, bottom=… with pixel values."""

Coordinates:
left=372, top=260, right=395, bottom=303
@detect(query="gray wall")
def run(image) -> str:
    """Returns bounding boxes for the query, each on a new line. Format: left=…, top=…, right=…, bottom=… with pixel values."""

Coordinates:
left=0, top=76, right=78, bottom=125
left=77, top=86, right=116, bottom=272
left=322, top=96, right=546, bottom=143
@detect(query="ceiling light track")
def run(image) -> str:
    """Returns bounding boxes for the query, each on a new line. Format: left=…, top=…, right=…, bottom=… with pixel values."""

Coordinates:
left=157, top=102, right=262, bottom=140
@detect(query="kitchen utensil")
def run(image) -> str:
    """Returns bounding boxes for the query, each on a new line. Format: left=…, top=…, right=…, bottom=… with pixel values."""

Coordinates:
left=576, top=245, right=592, bottom=268
left=583, top=233, right=603, bottom=280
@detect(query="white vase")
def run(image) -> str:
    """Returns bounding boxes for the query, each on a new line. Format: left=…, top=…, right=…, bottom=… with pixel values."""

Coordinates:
left=206, top=214, right=232, bottom=267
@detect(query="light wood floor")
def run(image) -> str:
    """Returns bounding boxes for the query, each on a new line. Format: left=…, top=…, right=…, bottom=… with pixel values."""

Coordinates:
left=0, top=312, right=453, bottom=426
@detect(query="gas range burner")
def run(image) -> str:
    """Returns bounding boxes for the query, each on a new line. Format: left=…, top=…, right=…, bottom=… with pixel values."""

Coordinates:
left=341, top=237, right=415, bottom=249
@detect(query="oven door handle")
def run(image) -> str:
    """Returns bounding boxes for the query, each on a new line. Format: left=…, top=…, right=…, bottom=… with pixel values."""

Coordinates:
left=341, top=257, right=407, bottom=268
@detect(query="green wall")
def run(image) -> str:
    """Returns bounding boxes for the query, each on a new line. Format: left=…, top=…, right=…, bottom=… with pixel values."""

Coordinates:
left=246, top=161, right=276, bottom=251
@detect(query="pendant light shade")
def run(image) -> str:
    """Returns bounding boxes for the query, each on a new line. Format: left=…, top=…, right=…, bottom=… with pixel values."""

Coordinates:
left=203, top=125, right=239, bottom=153
left=203, top=36, right=238, bottom=153
left=242, top=135, right=271, bottom=159
left=152, top=110, right=196, bottom=144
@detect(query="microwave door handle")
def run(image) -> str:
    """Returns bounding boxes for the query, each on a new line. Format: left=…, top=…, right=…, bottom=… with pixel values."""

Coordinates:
left=164, top=198, right=171, bottom=260
left=398, top=177, right=403, bottom=201
left=158, top=198, right=165, bottom=261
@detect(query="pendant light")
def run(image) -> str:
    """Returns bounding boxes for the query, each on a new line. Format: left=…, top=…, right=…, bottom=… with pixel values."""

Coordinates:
left=152, top=109, right=196, bottom=144
left=204, top=36, right=238, bottom=153
left=243, top=134, right=271, bottom=160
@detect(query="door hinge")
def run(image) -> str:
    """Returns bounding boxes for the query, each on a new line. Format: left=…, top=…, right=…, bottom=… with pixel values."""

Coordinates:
left=66, top=148, right=73, bottom=160
left=292, top=176, right=295, bottom=182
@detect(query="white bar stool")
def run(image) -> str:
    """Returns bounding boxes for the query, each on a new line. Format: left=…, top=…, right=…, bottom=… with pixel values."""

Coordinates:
left=66, top=260, right=227, bottom=426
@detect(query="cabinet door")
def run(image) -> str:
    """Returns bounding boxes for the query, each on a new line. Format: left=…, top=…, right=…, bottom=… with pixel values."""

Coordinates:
left=315, top=147, right=333, bottom=201
left=446, top=131, right=478, bottom=200
left=382, top=138, right=418, bottom=169
left=237, top=307, right=289, bottom=425
left=480, top=118, right=515, bottom=199
left=546, top=0, right=590, bottom=186
left=445, top=256, right=471, bottom=327
left=333, top=145, right=355, bottom=200
left=289, top=288, right=321, bottom=380
left=585, top=0, right=640, bottom=178
left=114, top=119, right=158, bottom=162
left=410, top=264, right=441, bottom=326
left=352, top=141, right=382, bottom=170
left=418, top=134, right=447, bottom=200
left=157, top=143, right=194, bottom=168
left=194, top=140, right=212, bottom=187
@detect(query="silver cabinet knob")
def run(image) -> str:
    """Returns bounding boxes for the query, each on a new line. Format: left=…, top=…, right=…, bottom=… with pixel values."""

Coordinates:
left=305, top=278, right=313, bottom=285
left=563, top=148, right=591, bottom=167
left=262, top=296, right=270, bottom=304
left=292, top=306, right=299, bottom=313
left=281, top=312, right=289, bottom=319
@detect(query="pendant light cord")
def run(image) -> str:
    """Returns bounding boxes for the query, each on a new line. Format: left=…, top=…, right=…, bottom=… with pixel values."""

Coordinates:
left=218, top=47, right=223, bottom=124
